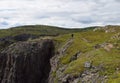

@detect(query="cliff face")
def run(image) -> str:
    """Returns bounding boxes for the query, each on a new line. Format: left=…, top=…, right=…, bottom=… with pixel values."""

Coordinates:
left=0, top=39, right=54, bottom=83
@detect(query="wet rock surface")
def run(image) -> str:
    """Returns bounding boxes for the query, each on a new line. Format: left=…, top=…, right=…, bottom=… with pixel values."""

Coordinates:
left=0, top=39, right=54, bottom=83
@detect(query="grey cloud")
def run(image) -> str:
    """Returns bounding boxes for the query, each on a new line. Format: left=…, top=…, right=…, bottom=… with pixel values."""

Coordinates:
left=0, top=9, right=17, bottom=12
left=0, top=21, right=9, bottom=26
left=0, top=0, right=120, bottom=29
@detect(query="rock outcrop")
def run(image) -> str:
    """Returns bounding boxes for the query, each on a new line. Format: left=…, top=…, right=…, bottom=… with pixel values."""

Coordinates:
left=0, top=34, right=39, bottom=51
left=0, top=39, right=54, bottom=83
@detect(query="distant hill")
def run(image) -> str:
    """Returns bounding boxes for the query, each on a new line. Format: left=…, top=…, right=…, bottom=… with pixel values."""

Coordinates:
left=0, top=25, right=83, bottom=38
left=0, top=25, right=83, bottom=51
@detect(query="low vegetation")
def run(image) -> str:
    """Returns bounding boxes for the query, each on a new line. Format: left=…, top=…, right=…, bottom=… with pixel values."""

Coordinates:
left=54, top=25, right=120, bottom=82
left=0, top=25, right=120, bottom=82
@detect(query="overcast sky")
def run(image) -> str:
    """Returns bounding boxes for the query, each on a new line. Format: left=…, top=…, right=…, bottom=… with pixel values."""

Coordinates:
left=0, top=0, right=120, bottom=29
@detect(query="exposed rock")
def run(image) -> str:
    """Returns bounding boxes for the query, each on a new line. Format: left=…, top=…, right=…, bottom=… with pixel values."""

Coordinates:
left=0, top=34, right=38, bottom=42
left=93, top=27, right=103, bottom=31
left=0, top=34, right=39, bottom=51
left=70, top=51, right=81, bottom=62
left=13, top=33, right=38, bottom=41
left=0, top=36, right=13, bottom=42
left=103, top=43, right=114, bottom=51
left=94, top=44, right=101, bottom=49
left=111, top=32, right=120, bottom=40
left=94, top=43, right=114, bottom=51
left=84, top=61, right=92, bottom=68
left=49, top=38, right=74, bottom=83
left=104, top=26, right=116, bottom=33
left=58, top=65, right=107, bottom=83
left=60, top=38, right=73, bottom=55
left=0, top=39, right=54, bottom=83
left=93, top=25, right=117, bottom=33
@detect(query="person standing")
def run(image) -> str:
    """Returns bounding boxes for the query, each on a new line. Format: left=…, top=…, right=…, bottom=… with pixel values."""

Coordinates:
left=71, top=34, right=74, bottom=38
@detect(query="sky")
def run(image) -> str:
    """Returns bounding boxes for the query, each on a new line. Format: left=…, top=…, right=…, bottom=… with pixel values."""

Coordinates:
left=0, top=0, right=120, bottom=29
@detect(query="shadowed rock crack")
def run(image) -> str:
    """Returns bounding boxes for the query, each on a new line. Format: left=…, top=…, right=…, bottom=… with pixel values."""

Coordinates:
left=49, top=38, right=74, bottom=83
left=0, top=39, right=55, bottom=83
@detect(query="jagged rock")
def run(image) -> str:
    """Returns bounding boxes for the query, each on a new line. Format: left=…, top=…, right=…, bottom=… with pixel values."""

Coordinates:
left=0, top=39, right=54, bottom=83
left=94, top=44, right=101, bottom=49
left=56, top=66, right=107, bottom=83
left=13, top=33, right=38, bottom=41
left=93, top=27, right=102, bottom=31
left=103, top=43, right=114, bottom=51
left=94, top=43, right=114, bottom=51
left=0, top=34, right=39, bottom=51
left=84, top=61, right=92, bottom=68
left=49, top=38, right=74, bottom=83
left=70, top=51, right=81, bottom=62
left=111, top=32, right=120, bottom=40
left=0, top=36, right=13, bottom=42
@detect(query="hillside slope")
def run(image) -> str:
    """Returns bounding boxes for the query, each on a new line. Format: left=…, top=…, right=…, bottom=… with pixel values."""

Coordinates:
left=51, top=25, right=120, bottom=83
left=0, top=25, right=119, bottom=83
left=0, top=25, right=84, bottom=38
left=0, top=25, right=83, bottom=51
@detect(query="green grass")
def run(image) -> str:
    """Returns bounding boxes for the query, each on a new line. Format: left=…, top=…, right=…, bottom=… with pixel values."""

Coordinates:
left=0, top=25, right=83, bottom=38
left=53, top=26, right=120, bottom=82
left=107, top=72, right=120, bottom=83
left=0, top=25, right=120, bottom=82
left=0, top=25, right=83, bottom=51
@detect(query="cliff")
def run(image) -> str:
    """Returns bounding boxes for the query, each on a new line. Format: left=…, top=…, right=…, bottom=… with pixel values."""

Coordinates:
left=0, top=25, right=120, bottom=83
left=0, top=39, right=54, bottom=83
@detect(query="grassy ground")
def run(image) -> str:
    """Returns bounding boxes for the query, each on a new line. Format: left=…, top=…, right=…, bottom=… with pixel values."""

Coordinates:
left=0, top=25, right=120, bottom=82
left=0, top=25, right=83, bottom=38
left=53, top=26, right=120, bottom=82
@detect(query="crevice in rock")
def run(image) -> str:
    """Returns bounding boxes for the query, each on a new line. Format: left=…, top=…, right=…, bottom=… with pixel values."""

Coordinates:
left=0, top=39, right=55, bottom=83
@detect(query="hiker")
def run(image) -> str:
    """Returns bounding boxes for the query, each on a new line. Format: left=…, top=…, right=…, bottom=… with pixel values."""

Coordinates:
left=71, top=34, right=74, bottom=38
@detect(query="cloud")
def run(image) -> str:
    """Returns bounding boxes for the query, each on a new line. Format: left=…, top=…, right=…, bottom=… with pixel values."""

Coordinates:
left=0, top=0, right=120, bottom=29
left=0, top=21, right=9, bottom=27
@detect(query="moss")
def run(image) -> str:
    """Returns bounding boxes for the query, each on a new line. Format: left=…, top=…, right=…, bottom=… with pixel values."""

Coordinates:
left=52, top=71, right=56, bottom=77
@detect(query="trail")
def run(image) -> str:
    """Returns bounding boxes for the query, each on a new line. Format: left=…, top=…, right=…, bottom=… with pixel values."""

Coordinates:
left=59, top=38, right=73, bottom=55
left=50, top=38, right=74, bottom=72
